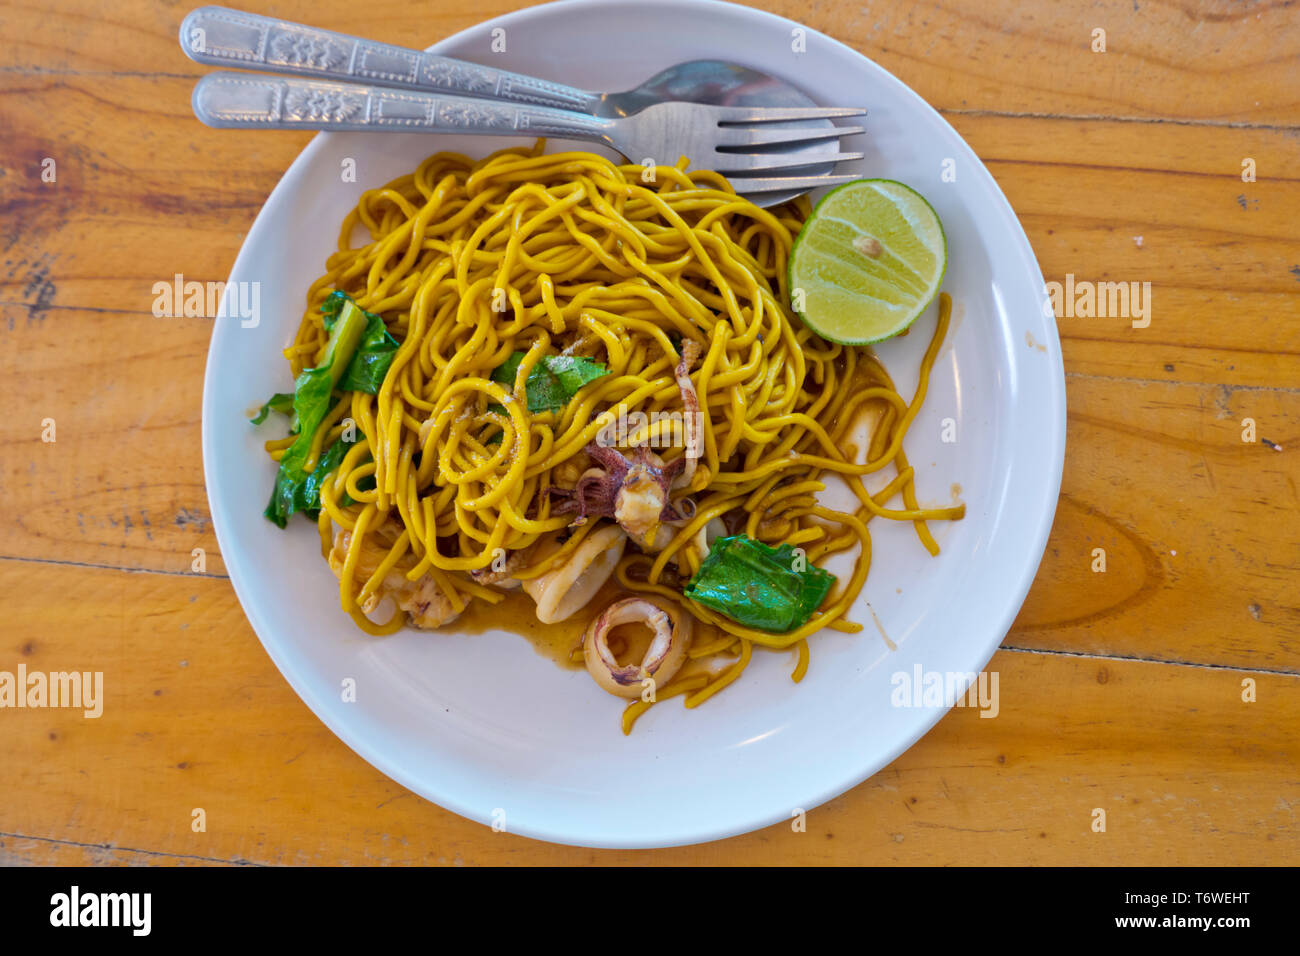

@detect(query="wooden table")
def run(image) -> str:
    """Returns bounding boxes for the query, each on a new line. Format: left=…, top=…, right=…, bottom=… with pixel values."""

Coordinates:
left=2, top=0, right=1296, bottom=866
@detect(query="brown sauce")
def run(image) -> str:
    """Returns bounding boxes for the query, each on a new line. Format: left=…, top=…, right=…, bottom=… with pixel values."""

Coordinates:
left=454, top=575, right=734, bottom=682
left=453, top=583, right=602, bottom=669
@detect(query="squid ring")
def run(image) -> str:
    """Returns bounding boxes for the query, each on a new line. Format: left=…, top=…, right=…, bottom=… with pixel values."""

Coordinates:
left=583, top=597, right=693, bottom=698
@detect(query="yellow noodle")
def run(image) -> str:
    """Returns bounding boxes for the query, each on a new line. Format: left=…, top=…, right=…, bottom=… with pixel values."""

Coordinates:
left=267, top=143, right=961, bottom=731
left=792, top=639, right=810, bottom=683
left=685, top=639, right=753, bottom=707
left=621, top=675, right=710, bottom=735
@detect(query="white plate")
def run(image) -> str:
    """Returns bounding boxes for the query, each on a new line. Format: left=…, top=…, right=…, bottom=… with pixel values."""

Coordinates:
left=202, top=0, right=1065, bottom=848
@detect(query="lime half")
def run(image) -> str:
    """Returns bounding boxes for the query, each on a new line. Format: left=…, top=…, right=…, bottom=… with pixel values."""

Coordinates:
left=788, top=179, right=947, bottom=345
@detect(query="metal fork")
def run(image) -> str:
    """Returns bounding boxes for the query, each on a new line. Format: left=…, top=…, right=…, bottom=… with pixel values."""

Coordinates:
left=193, top=72, right=863, bottom=203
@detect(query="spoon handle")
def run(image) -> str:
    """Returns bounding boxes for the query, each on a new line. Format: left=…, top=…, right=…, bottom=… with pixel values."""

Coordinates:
left=191, top=72, right=617, bottom=144
left=179, top=6, right=601, bottom=115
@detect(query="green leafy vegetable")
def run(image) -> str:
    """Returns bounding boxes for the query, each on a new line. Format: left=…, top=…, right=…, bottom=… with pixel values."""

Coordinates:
left=264, top=298, right=367, bottom=528
left=321, top=291, right=399, bottom=395
left=260, top=292, right=403, bottom=528
left=339, top=313, right=399, bottom=394
left=276, top=435, right=355, bottom=523
left=249, top=392, right=295, bottom=427
left=320, top=290, right=348, bottom=331
left=491, top=352, right=609, bottom=414
left=683, top=534, right=836, bottom=632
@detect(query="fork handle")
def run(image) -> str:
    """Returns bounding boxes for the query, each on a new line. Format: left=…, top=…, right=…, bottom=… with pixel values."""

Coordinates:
left=179, top=6, right=601, bottom=114
left=192, top=72, right=617, bottom=144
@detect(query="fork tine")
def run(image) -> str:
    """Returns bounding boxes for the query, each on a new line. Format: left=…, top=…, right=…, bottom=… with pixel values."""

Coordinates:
left=711, top=151, right=864, bottom=174
left=715, top=125, right=865, bottom=149
left=711, top=105, right=867, bottom=124
left=729, top=173, right=862, bottom=195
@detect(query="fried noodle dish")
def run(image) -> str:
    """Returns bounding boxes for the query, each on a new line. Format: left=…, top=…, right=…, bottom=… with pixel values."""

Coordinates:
left=254, top=142, right=963, bottom=732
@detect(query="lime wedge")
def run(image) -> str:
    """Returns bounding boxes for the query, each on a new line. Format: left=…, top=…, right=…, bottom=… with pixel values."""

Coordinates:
left=788, top=179, right=947, bottom=345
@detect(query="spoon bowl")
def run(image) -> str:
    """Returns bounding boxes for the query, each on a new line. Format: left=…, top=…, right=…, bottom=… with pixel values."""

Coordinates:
left=600, top=60, right=840, bottom=205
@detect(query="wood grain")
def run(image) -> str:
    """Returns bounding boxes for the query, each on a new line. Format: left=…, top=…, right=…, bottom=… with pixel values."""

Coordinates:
left=5, top=74, right=1297, bottom=382
left=4, top=0, right=1299, bottom=122
left=0, top=0, right=1297, bottom=865
left=2, top=321, right=1294, bottom=670
left=0, top=559, right=1294, bottom=865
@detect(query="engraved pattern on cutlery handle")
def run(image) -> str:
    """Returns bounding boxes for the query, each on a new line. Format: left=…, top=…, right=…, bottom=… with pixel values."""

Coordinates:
left=192, top=73, right=616, bottom=143
left=179, top=6, right=599, bottom=113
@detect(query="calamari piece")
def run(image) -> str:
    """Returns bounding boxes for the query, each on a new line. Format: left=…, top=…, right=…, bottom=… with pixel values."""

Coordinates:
left=582, top=597, right=693, bottom=698
left=614, top=454, right=668, bottom=540
left=549, top=444, right=694, bottom=544
left=522, top=524, right=627, bottom=624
